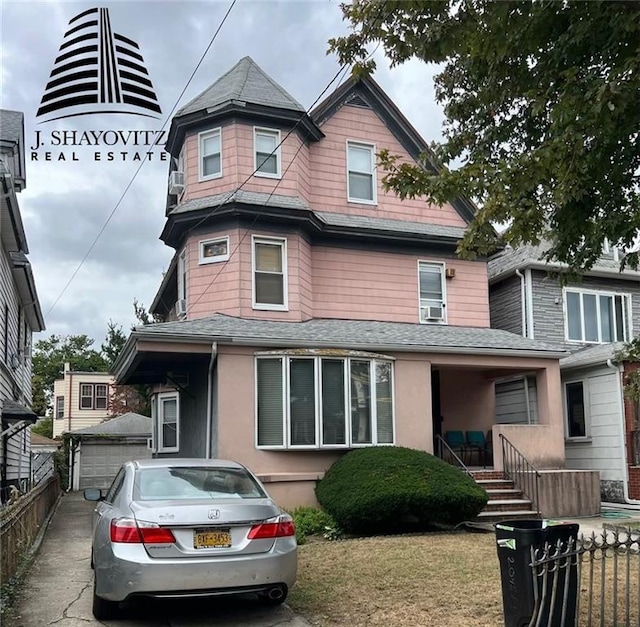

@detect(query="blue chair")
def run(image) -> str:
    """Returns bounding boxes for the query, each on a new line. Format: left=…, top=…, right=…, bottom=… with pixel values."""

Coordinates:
left=465, top=431, right=487, bottom=467
left=444, top=430, right=467, bottom=462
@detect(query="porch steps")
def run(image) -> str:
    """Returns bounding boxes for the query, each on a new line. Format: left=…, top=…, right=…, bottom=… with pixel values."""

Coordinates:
left=470, top=470, right=540, bottom=523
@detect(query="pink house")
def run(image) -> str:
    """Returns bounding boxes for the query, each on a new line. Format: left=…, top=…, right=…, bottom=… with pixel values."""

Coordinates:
left=113, top=57, right=598, bottom=515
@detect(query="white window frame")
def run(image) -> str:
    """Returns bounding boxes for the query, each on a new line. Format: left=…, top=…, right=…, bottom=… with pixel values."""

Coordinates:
left=80, top=384, right=94, bottom=409
left=95, top=384, right=108, bottom=410
left=254, top=127, right=281, bottom=179
left=198, top=128, right=222, bottom=181
left=199, top=236, right=229, bottom=265
left=346, top=140, right=377, bottom=204
left=563, top=379, right=590, bottom=440
left=55, top=396, right=64, bottom=419
left=156, top=391, right=180, bottom=453
left=563, top=287, right=632, bottom=344
left=177, top=248, right=187, bottom=302
left=417, top=261, right=447, bottom=324
left=251, top=235, right=288, bottom=311
left=254, top=354, right=395, bottom=450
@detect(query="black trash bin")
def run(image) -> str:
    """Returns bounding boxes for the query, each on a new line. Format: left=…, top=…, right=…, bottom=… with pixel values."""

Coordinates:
left=495, top=519, right=579, bottom=627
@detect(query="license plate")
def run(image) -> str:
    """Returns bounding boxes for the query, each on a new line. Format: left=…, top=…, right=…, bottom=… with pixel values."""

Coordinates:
left=194, top=528, right=231, bottom=549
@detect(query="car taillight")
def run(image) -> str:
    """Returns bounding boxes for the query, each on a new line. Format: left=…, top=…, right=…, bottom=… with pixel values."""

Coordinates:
left=110, top=518, right=176, bottom=544
left=248, top=515, right=295, bottom=539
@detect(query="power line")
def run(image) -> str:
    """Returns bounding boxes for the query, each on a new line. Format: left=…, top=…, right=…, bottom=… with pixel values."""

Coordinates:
left=45, top=0, right=237, bottom=317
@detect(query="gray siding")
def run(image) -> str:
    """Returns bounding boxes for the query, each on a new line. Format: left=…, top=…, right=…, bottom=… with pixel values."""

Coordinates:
left=495, top=376, right=538, bottom=424
left=489, top=275, right=523, bottom=335
left=531, top=270, right=640, bottom=349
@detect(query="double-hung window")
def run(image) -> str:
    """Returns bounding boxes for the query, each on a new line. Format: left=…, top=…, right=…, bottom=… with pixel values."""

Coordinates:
left=55, top=396, right=64, bottom=419
left=256, top=354, right=394, bottom=449
left=565, top=289, right=631, bottom=343
left=418, top=262, right=446, bottom=323
left=252, top=236, right=287, bottom=310
left=155, top=392, right=179, bottom=453
left=79, top=383, right=108, bottom=410
left=565, top=380, right=588, bottom=439
left=176, top=248, right=187, bottom=317
left=347, top=141, right=376, bottom=203
left=254, top=128, right=280, bottom=177
left=80, top=384, right=93, bottom=409
left=199, top=128, right=222, bottom=179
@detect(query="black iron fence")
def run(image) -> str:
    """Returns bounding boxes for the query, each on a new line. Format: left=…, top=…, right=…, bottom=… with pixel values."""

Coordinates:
left=529, top=527, right=639, bottom=627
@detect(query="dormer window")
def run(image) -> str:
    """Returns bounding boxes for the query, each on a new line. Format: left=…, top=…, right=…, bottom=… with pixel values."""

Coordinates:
left=199, top=128, right=222, bottom=180
left=347, top=141, right=376, bottom=203
left=254, top=128, right=280, bottom=178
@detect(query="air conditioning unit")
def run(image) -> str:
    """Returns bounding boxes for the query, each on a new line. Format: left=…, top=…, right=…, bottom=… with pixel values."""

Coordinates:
left=421, top=305, right=444, bottom=322
left=168, top=171, right=185, bottom=195
left=174, top=298, right=187, bottom=319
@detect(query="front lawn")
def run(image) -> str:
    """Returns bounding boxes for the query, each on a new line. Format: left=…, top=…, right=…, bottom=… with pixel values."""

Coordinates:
left=288, top=532, right=504, bottom=627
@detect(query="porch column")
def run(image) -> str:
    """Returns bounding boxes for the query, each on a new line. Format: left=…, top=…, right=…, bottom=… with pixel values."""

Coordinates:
left=534, top=363, right=565, bottom=467
left=394, top=357, right=432, bottom=453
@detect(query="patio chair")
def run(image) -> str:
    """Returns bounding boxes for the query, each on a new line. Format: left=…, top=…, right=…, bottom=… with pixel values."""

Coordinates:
left=465, top=430, right=487, bottom=467
left=444, top=430, right=467, bottom=463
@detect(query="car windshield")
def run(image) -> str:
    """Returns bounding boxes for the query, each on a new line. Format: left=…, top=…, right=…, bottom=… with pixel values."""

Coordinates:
left=134, top=467, right=267, bottom=501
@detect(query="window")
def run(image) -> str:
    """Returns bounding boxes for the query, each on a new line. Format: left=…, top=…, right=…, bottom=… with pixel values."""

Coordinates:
left=347, top=141, right=376, bottom=203
left=565, top=381, right=587, bottom=438
left=55, top=396, right=64, bottom=419
left=565, top=289, right=631, bottom=343
left=252, top=236, right=287, bottom=310
left=254, top=128, right=280, bottom=177
left=256, top=354, right=394, bottom=449
left=418, top=262, right=446, bottom=323
left=199, top=236, right=229, bottom=264
left=104, top=467, right=126, bottom=504
left=79, top=383, right=109, bottom=410
left=155, top=392, right=179, bottom=453
left=3, top=304, right=8, bottom=363
left=199, top=128, right=221, bottom=179
left=177, top=248, right=187, bottom=304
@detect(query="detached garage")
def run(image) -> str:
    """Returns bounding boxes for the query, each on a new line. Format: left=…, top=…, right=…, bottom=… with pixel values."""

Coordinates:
left=66, top=413, right=152, bottom=490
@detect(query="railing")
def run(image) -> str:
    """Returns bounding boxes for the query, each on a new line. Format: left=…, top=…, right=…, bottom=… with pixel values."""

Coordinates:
left=529, top=527, right=639, bottom=626
left=435, top=433, right=472, bottom=476
left=499, top=434, right=541, bottom=515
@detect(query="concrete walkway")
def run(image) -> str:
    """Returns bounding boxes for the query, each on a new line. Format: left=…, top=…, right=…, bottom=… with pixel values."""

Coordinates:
left=12, top=491, right=312, bottom=627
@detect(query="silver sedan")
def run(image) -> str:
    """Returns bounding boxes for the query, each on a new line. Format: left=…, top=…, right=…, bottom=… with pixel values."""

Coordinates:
left=84, top=458, right=297, bottom=620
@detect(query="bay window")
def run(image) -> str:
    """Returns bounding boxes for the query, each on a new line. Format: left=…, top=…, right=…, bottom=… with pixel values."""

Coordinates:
left=565, top=289, right=631, bottom=343
left=256, top=354, right=394, bottom=449
left=252, top=236, right=287, bottom=310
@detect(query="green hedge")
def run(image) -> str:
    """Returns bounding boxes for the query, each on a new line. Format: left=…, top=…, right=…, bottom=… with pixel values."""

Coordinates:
left=288, top=506, right=337, bottom=544
left=315, top=446, right=488, bottom=535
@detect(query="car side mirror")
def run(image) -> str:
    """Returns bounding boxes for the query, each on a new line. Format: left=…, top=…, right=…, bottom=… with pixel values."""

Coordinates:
left=84, top=488, right=104, bottom=501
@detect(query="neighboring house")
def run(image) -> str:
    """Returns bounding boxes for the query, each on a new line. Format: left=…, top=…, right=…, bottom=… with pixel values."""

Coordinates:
left=65, top=412, right=151, bottom=490
left=52, top=363, right=114, bottom=438
left=113, top=57, right=589, bottom=510
left=488, top=241, right=640, bottom=504
left=0, top=109, right=46, bottom=503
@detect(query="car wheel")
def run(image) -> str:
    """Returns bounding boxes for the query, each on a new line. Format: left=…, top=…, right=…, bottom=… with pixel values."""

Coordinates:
left=92, top=578, right=118, bottom=620
left=258, top=585, right=288, bottom=606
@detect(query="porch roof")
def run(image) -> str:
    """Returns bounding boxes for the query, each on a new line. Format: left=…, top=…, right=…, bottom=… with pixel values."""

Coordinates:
left=114, top=315, right=566, bottom=383
left=560, top=342, right=624, bottom=370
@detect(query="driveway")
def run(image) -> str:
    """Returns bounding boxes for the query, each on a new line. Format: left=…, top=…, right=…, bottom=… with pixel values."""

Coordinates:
left=12, top=491, right=311, bottom=627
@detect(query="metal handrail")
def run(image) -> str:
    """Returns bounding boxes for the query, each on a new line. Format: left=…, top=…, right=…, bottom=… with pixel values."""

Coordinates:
left=435, top=433, right=472, bottom=476
left=499, top=433, right=541, bottom=515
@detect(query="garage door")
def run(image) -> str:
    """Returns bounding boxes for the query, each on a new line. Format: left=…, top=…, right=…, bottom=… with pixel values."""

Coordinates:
left=78, top=442, right=150, bottom=489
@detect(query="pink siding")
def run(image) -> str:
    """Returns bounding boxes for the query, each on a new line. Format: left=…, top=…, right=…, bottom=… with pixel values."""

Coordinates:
left=309, top=104, right=467, bottom=228
left=183, top=123, right=310, bottom=204
left=312, top=246, right=490, bottom=327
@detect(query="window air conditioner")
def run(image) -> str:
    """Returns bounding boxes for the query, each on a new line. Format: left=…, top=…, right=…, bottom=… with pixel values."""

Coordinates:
left=421, top=305, right=444, bottom=322
left=168, top=171, right=185, bottom=195
left=174, top=298, right=187, bottom=318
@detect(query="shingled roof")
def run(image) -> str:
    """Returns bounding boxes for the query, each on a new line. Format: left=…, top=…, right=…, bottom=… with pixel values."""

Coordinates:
left=176, top=56, right=305, bottom=117
left=131, top=314, right=565, bottom=358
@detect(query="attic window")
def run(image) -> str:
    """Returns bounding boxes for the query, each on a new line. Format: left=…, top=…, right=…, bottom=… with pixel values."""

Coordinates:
left=347, top=141, right=376, bottom=204
left=199, top=128, right=222, bottom=179
left=254, top=128, right=280, bottom=178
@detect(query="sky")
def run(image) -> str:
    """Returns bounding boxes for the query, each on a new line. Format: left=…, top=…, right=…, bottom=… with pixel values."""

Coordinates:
left=1, top=0, right=446, bottom=350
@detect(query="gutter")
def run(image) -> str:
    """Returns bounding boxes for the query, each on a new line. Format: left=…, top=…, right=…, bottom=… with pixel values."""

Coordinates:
left=607, top=358, right=640, bottom=507
left=205, top=342, right=218, bottom=459
left=524, top=269, right=535, bottom=339
left=515, top=269, right=527, bottom=337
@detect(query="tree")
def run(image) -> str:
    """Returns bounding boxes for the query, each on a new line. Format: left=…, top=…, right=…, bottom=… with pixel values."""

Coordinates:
left=101, top=320, right=127, bottom=369
left=31, top=417, right=53, bottom=439
left=329, top=1, right=640, bottom=274
left=32, top=335, right=108, bottom=416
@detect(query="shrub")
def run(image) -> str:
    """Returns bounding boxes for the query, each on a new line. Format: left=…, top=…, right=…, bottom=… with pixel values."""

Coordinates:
left=315, top=446, right=488, bottom=535
left=289, top=506, right=337, bottom=544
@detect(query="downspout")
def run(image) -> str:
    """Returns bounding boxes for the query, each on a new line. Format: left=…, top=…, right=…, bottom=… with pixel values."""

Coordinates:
left=524, top=268, right=535, bottom=339
left=607, top=358, right=640, bottom=507
left=515, top=269, right=527, bottom=337
left=205, top=342, right=218, bottom=459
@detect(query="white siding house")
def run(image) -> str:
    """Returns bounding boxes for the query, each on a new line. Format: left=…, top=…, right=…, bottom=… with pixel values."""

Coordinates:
left=0, top=109, right=46, bottom=503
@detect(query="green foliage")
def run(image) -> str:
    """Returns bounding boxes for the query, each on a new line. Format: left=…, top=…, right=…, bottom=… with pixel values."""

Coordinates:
left=289, top=506, right=339, bottom=544
left=32, top=334, right=108, bottom=415
left=101, top=320, right=127, bottom=369
left=315, top=447, right=488, bottom=535
left=53, top=447, right=69, bottom=491
left=329, top=1, right=640, bottom=274
left=31, top=417, right=53, bottom=439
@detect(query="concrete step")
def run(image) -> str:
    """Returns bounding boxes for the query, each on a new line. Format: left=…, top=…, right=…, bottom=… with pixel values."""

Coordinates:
left=483, top=499, right=534, bottom=512
left=476, top=510, right=541, bottom=523
left=484, top=488, right=522, bottom=497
